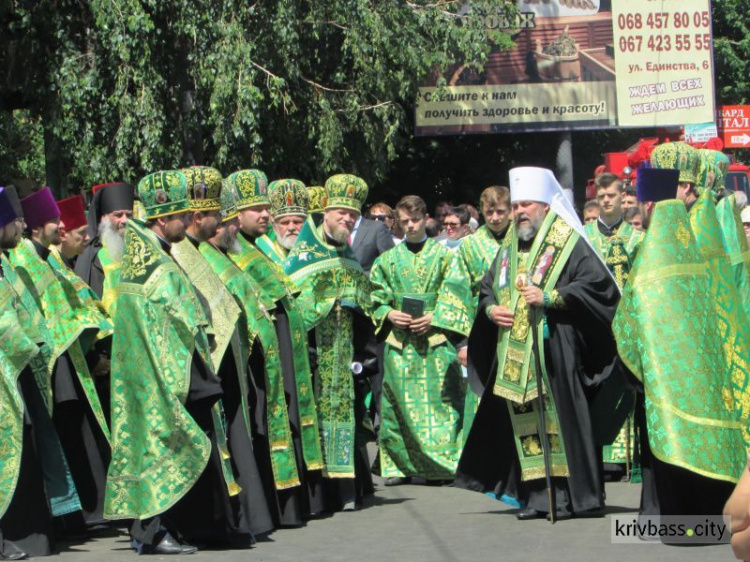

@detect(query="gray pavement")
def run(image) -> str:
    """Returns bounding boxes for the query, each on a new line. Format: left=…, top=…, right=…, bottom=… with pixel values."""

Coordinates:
left=56, top=478, right=735, bottom=562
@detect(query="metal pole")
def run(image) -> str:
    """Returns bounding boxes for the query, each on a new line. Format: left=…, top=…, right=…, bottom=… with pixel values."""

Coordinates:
left=556, top=131, right=575, bottom=204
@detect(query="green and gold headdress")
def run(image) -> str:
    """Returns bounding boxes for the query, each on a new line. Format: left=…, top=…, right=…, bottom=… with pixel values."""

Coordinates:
left=650, top=142, right=700, bottom=185
left=696, top=149, right=730, bottom=196
left=224, top=169, right=269, bottom=211
left=137, top=170, right=190, bottom=220
left=324, top=174, right=368, bottom=212
left=307, top=186, right=327, bottom=213
left=220, top=175, right=242, bottom=222
left=269, top=179, right=309, bottom=219
left=181, top=166, right=222, bottom=212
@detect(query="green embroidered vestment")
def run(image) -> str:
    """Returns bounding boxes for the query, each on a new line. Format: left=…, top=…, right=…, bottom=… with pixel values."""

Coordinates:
left=489, top=213, right=577, bottom=481
left=584, top=220, right=642, bottom=289
left=9, top=239, right=110, bottom=440
left=98, top=243, right=122, bottom=318
left=198, top=241, right=311, bottom=487
left=716, top=194, right=750, bottom=323
left=104, top=220, right=216, bottom=519
left=227, top=233, right=323, bottom=472
left=689, top=191, right=750, bottom=448
left=370, top=238, right=465, bottom=479
left=284, top=215, right=372, bottom=478
left=613, top=201, right=745, bottom=483
left=256, top=231, right=287, bottom=266
left=0, top=277, right=41, bottom=518
left=433, top=224, right=503, bottom=445
left=584, top=219, right=642, bottom=467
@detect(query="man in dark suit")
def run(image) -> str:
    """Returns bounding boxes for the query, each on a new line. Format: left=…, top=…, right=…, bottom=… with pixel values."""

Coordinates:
left=349, top=214, right=395, bottom=435
left=350, top=215, right=395, bottom=275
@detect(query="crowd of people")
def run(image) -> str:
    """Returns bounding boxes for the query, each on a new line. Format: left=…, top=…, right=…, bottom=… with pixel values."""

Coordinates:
left=2, top=139, right=750, bottom=559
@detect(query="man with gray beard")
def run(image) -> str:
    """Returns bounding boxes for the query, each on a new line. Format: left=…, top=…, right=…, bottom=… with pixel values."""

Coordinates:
left=75, top=182, right=134, bottom=315
left=455, top=167, right=620, bottom=522
left=256, top=179, right=309, bottom=265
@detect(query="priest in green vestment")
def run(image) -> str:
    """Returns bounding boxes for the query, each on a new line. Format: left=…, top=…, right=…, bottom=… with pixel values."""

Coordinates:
left=256, top=179, right=309, bottom=265
left=12, top=187, right=111, bottom=532
left=433, top=186, right=512, bottom=445
left=370, top=195, right=465, bottom=483
left=614, top=167, right=745, bottom=522
left=284, top=174, right=374, bottom=511
left=650, top=141, right=701, bottom=212
left=75, top=182, right=135, bottom=317
left=582, top=173, right=642, bottom=479
left=170, top=166, right=278, bottom=536
left=0, top=188, right=68, bottom=559
left=225, top=169, right=326, bottom=523
left=105, top=170, right=253, bottom=554
left=202, top=179, right=326, bottom=528
left=456, top=167, right=620, bottom=521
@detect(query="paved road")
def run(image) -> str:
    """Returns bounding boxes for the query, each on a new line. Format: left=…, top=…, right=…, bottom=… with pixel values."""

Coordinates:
left=57, top=478, right=735, bottom=562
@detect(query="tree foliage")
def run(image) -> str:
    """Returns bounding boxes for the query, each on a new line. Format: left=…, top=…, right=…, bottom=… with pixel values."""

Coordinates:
left=1, top=0, right=515, bottom=195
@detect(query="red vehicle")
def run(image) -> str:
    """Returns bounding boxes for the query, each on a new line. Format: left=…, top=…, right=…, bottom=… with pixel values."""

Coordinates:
left=726, top=162, right=750, bottom=197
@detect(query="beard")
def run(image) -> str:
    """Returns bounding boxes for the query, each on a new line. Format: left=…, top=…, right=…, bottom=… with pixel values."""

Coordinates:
left=329, top=224, right=350, bottom=245
left=276, top=230, right=298, bottom=250
left=218, top=227, right=241, bottom=254
left=516, top=213, right=544, bottom=242
left=99, top=216, right=125, bottom=261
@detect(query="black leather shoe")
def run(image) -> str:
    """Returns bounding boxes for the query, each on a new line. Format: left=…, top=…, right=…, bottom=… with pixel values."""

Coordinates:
left=151, top=533, right=197, bottom=555
left=342, top=501, right=360, bottom=512
left=546, top=511, right=573, bottom=522
left=0, top=541, right=28, bottom=560
left=516, top=507, right=545, bottom=520
left=384, top=477, right=412, bottom=487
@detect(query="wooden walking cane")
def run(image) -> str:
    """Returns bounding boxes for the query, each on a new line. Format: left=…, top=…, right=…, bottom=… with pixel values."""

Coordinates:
left=530, top=305, right=556, bottom=524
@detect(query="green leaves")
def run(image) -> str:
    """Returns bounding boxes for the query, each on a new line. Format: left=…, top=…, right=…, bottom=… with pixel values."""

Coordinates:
left=1, top=0, right=514, bottom=194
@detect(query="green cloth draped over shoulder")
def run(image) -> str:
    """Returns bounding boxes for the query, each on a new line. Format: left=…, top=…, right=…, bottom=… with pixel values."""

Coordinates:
left=584, top=220, right=641, bottom=467
left=47, top=246, right=113, bottom=341
left=584, top=220, right=642, bottom=290
left=0, top=277, right=41, bottom=518
left=433, top=225, right=503, bottom=446
left=9, top=239, right=110, bottom=440
left=716, top=194, right=750, bottom=322
left=227, top=232, right=323, bottom=473
left=104, top=219, right=214, bottom=520
left=0, top=264, right=81, bottom=517
left=256, top=231, right=287, bottom=266
left=689, top=191, right=750, bottom=448
left=613, top=200, right=745, bottom=483
left=370, top=238, right=465, bottom=479
left=232, top=233, right=298, bottom=299
left=197, top=240, right=306, bottom=488
left=284, top=214, right=372, bottom=477
left=490, top=212, right=578, bottom=481
left=98, top=244, right=122, bottom=318
left=433, top=224, right=501, bottom=338
left=1, top=254, right=54, bottom=409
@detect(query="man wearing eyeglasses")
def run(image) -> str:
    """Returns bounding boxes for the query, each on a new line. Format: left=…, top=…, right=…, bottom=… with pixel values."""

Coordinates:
left=440, top=207, right=471, bottom=250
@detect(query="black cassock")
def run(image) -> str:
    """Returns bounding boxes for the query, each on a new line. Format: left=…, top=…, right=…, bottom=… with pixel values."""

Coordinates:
left=455, top=237, right=620, bottom=517
left=74, top=240, right=105, bottom=298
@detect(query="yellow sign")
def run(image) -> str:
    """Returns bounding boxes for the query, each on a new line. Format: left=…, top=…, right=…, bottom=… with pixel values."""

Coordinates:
left=417, top=83, right=616, bottom=128
left=612, top=1, right=714, bottom=127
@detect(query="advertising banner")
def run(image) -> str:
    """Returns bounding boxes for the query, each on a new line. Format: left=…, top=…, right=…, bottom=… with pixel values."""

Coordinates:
left=717, top=106, right=750, bottom=148
left=415, top=0, right=716, bottom=136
